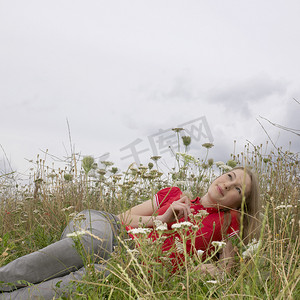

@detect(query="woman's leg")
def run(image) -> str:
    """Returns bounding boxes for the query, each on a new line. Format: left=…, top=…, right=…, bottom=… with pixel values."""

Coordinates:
left=0, top=264, right=108, bottom=300
left=0, top=210, right=120, bottom=292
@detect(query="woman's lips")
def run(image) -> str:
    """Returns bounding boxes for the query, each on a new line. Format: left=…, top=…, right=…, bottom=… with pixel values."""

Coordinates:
left=217, top=185, right=224, bottom=196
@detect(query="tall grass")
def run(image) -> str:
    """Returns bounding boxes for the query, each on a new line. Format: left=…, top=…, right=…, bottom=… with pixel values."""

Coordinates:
left=0, top=140, right=299, bottom=299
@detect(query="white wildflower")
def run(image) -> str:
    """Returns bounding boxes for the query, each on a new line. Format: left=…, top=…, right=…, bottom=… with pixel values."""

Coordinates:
left=73, top=213, right=87, bottom=222
left=194, top=210, right=209, bottom=221
left=212, top=241, right=227, bottom=249
left=242, top=239, right=260, bottom=259
left=66, top=230, right=86, bottom=238
left=68, top=212, right=78, bottom=218
left=153, top=219, right=163, bottom=227
left=215, top=161, right=225, bottom=167
left=171, top=221, right=193, bottom=230
left=192, top=225, right=199, bottom=232
left=220, top=164, right=232, bottom=172
left=128, top=228, right=152, bottom=235
left=197, top=249, right=204, bottom=257
left=171, top=223, right=182, bottom=230
left=156, top=224, right=168, bottom=231
left=181, top=221, right=193, bottom=229
left=154, top=219, right=168, bottom=231
left=33, top=209, right=39, bottom=214
left=61, top=206, right=74, bottom=212
left=206, top=280, right=218, bottom=284
left=275, top=205, right=293, bottom=210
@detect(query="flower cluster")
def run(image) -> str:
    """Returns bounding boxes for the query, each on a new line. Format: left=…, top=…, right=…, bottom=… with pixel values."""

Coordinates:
left=61, top=206, right=75, bottom=212
left=215, top=161, right=225, bottom=168
left=275, top=204, right=293, bottom=210
left=242, top=238, right=261, bottom=259
left=193, top=210, right=209, bottom=221
left=220, top=165, right=232, bottom=172
left=66, top=230, right=86, bottom=238
left=176, top=152, right=200, bottom=165
left=171, top=221, right=193, bottom=230
left=153, top=219, right=168, bottom=231
left=128, top=228, right=152, bottom=235
left=212, top=241, right=226, bottom=249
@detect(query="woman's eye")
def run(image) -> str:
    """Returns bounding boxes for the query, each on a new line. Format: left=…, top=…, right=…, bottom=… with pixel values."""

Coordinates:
left=228, top=174, right=232, bottom=179
left=236, top=187, right=241, bottom=194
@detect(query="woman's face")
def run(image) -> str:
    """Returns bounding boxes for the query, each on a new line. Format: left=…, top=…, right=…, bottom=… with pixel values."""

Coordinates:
left=207, top=169, right=252, bottom=209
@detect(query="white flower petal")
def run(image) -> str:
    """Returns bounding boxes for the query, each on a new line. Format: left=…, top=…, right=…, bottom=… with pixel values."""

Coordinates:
left=128, top=228, right=152, bottom=235
left=66, top=230, right=86, bottom=238
left=212, top=241, right=227, bottom=249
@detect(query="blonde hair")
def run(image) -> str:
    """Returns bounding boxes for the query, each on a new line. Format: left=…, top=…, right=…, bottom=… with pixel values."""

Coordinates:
left=232, top=166, right=261, bottom=244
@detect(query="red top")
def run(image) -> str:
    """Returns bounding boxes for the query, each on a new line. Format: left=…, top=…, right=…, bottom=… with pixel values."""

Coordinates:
left=126, top=187, right=240, bottom=271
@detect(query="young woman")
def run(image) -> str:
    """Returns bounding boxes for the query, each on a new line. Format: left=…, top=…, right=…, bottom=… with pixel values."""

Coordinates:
left=0, top=167, right=260, bottom=299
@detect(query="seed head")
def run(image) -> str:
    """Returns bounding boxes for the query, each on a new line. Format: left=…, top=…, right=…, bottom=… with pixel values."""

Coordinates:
left=151, top=156, right=161, bottom=161
left=202, top=143, right=214, bottom=149
left=110, top=167, right=118, bottom=174
left=64, top=174, right=73, bottom=182
left=172, top=127, right=184, bottom=133
left=101, top=161, right=114, bottom=167
left=182, top=136, right=191, bottom=147
left=227, top=160, right=238, bottom=168
left=97, top=169, right=106, bottom=175
left=82, top=156, right=96, bottom=174
left=208, top=158, right=214, bottom=166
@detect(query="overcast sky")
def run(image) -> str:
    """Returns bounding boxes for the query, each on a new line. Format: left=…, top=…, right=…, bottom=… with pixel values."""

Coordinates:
left=1, top=0, right=300, bottom=180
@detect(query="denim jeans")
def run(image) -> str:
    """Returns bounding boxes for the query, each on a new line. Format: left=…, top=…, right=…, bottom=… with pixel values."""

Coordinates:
left=0, top=210, right=121, bottom=299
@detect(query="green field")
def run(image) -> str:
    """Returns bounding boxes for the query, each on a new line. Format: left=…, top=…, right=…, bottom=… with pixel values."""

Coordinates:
left=0, top=139, right=299, bottom=299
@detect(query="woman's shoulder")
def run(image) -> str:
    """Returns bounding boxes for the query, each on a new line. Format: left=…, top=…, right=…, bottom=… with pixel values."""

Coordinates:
left=155, top=186, right=182, bottom=207
left=155, top=186, right=182, bottom=199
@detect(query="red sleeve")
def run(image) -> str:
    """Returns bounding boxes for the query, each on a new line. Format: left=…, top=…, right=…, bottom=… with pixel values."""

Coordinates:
left=227, top=210, right=240, bottom=238
left=155, top=187, right=182, bottom=215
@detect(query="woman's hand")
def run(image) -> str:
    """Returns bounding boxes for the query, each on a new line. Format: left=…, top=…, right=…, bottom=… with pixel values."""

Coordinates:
left=158, top=195, right=194, bottom=224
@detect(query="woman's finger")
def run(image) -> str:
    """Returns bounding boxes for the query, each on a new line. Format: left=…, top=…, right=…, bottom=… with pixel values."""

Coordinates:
left=177, top=195, right=191, bottom=206
left=171, top=202, right=191, bottom=220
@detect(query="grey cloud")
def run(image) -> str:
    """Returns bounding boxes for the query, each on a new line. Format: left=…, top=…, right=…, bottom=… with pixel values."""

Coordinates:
left=284, top=98, right=300, bottom=131
left=207, top=75, right=288, bottom=117
left=274, top=98, right=300, bottom=152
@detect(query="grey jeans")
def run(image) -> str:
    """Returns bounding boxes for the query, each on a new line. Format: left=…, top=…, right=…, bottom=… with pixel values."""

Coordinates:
left=0, top=210, right=121, bottom=299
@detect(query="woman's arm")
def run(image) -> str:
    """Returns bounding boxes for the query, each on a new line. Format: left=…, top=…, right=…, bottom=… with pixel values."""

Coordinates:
left=117, top=197, right=158, bottom=227
left=117, top=195, right=192, bottom=227
left=195, top=240, right=236, bottom=277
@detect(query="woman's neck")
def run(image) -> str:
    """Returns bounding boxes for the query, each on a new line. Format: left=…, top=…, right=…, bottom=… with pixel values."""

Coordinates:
left=200, top=193, right=216, bottom=208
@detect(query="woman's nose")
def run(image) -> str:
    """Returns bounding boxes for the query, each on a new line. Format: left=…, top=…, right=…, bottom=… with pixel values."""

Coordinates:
left=224, top=182, right=233, bottom=190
